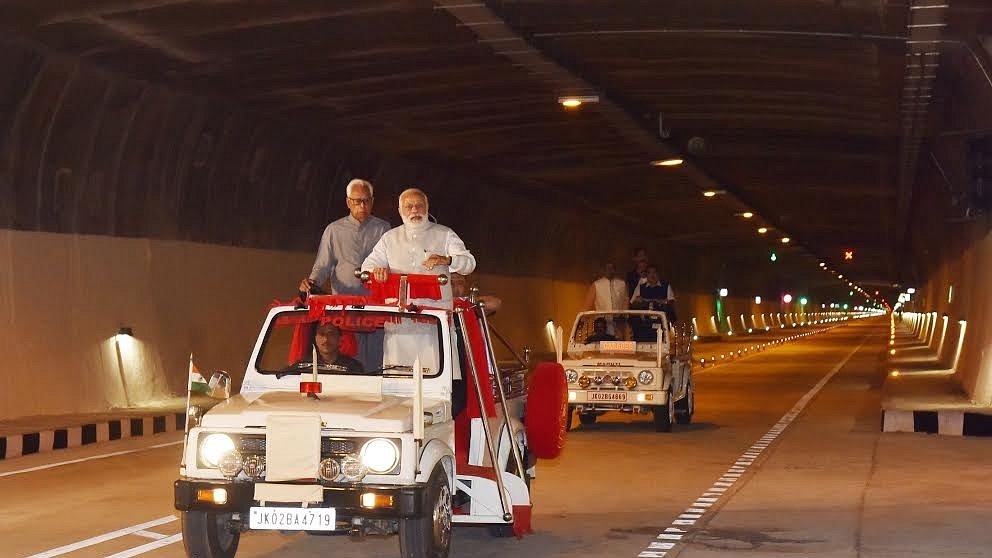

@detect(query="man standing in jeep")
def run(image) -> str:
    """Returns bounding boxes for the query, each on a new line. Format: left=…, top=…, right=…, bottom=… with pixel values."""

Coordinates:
left=300, top=178, right=390, bottom=296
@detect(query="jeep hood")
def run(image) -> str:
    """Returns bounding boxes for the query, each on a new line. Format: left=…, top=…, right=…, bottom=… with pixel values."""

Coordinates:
left=201, top=391, right=435, bottom=433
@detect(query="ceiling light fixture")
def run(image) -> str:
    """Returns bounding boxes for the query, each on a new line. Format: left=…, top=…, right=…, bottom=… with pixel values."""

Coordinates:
left=739, top=212, right=754, bottom=218
left=780, top=237, right=791, bottom=244
left=558, top=95, right=599, bottom=108
left=650, top=158, right=683, bottom=166
left=757, top=227, right=768, bottom=234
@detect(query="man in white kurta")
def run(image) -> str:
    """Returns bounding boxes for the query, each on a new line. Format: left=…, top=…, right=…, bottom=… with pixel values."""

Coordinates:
left=361, top=188, right=476, bottom=308
left=361, top=188, right=477, bottom=377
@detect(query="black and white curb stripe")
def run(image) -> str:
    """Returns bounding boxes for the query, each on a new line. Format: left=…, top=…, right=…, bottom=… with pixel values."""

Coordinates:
left=0, top=413, right=184, bottom=460
left=635, top=338, right=862, bottom=558
left=882, top=409, right=992, bottom=436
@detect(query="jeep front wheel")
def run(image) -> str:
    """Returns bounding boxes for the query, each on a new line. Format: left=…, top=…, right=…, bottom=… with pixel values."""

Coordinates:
left=653, top=388, right=675, bottom=432
left=181, top=511, right=240, bottom=558
left=399, top=465, right=452, bottom=558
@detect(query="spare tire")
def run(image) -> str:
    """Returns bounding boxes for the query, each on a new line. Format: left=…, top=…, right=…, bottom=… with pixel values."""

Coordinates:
left=524, top=362, right=568, bottom=459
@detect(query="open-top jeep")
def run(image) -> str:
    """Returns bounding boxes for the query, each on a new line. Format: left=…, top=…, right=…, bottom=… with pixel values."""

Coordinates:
left=560, top=310, right=694, bottom=432
left=174, top=273, right=568, bottom=558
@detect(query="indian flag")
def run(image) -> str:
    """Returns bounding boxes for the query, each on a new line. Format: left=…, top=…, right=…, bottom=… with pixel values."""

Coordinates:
left=188, top=355, right=210, bottom=393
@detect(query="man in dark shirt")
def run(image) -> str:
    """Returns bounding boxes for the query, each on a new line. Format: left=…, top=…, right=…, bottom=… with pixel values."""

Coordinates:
left=630, top=265, right=677, bottom=324
left=313, top=322, right=364, bottom=373
left=584, top=317, right=618, bottom=343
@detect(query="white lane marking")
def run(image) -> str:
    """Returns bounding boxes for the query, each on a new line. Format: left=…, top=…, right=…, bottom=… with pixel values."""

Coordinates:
left=0, top=440, right=182, bottom=478
left=635, top=336, right=865, bottom=558
left=134, top=530, right=169, bottom=540
left=104, top=533, right=183, bottom=558
left=23, top=516, right=177, bottom=558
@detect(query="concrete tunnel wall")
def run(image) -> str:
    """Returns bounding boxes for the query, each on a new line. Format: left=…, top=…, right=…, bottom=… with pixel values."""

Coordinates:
left=1, top=34, right=990, bottom=420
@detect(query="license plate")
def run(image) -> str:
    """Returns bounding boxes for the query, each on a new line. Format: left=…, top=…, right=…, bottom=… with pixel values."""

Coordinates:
left=249, top=507, right=336, bottom=531
left=588, top=391, right=627, bottom=402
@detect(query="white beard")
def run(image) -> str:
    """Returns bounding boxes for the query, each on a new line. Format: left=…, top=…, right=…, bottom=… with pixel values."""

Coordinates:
left=402, top=215, right=428, bottom=232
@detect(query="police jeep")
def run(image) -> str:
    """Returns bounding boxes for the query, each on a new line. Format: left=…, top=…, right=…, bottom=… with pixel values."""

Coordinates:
left=560, top=310, right=694, bottom=432
left=174, top=273, right=568, bottom=558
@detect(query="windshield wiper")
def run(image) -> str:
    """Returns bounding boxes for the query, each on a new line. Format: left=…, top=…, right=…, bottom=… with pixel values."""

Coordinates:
left=275, top=361, right=348, bottom=379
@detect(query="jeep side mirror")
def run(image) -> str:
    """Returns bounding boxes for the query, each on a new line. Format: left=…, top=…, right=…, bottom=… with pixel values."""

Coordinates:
left=207, top=371, right=232, bottom=400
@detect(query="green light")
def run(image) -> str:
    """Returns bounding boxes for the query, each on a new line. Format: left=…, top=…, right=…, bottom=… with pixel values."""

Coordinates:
left=770, top=252, right=777, bottom=262
left=842, top=304, right=849, bottom=310
left=799, top=297, right=808, bottom=305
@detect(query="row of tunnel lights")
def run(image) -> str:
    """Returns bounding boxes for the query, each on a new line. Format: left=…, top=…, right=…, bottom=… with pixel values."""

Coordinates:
left=558, top=95, right=877, bottom=302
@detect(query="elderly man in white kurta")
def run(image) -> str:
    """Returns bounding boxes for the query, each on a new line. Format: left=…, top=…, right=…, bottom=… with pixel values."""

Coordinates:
left=362, top=188, right=476, bottom=308
left=362, top=188, right=476, bottom=377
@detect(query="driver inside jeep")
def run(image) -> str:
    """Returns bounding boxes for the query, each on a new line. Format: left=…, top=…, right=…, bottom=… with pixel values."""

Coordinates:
left=305, top=321, right=365, bottom=374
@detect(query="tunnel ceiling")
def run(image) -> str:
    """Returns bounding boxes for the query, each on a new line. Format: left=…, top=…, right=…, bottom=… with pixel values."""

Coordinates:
left=2, top=1, right=991, bottom=303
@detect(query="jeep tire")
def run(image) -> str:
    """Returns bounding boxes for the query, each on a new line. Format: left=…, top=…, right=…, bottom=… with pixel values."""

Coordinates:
left=181, top=511, right=240, bottom=558
left=399, top=465, right=452, bottom=558
left=653, top=388, right=675, bottom=432
left=675, top=378, right=694, bottom=424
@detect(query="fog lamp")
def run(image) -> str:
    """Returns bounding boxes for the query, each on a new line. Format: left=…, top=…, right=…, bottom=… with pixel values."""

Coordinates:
left=624, top=377, right=637, bottom=389
left=593, top=375, right=604, bottom=385
left=565, top=369, right=579, bottom=383
left=242, top=454, right=266, bottom=478
left=340, top=454, right=368, bottom=482
left=578, top=376, right=591, bottom=389
left=218, top=451, right=243, bottom=478
left=318, top=458, right=341, bottom=481
left=602, top=374, right=613, bottom=385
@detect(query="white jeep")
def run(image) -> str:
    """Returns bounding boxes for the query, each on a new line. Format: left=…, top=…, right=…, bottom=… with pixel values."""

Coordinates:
left=174, top=274, right=568, bottom=558
left=560, top=310, right=694, bottom=432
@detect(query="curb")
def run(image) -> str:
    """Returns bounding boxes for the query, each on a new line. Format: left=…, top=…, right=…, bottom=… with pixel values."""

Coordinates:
left=0, top=412, right=185, bottom=460
left=882, top=410, right=992, bottom=436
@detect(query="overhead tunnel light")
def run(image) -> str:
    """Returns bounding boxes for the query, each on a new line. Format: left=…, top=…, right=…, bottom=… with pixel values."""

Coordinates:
left=650, top=158, right=683, bottom=166
left=558, top=95, right=599, bottom=108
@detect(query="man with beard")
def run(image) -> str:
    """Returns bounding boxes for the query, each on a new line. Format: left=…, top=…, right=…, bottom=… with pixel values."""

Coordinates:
left=362, top=187, right=476, bottom=308
left=362, top=188, right=476, bottom=380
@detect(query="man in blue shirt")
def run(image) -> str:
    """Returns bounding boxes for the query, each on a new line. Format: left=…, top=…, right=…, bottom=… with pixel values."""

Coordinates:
left=300, top=179, right=391, bottom=296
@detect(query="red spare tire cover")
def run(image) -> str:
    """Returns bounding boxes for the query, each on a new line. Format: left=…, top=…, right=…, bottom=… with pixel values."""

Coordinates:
left=525, top=361, right=568, bottom=459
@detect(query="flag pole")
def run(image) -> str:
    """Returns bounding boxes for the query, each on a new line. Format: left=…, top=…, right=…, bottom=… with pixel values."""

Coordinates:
left=185, top=353, right=193, bottom=433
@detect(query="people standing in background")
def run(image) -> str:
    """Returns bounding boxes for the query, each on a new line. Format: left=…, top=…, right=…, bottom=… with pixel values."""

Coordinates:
left=626, top=248, right=649, bottom=297
left=584, top=262, right=629, bottom=311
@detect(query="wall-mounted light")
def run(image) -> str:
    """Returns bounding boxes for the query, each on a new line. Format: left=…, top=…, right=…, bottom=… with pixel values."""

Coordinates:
left=558, top=95, right=599, bottom=108
left=718, top=288, right=728, bottom=297
left=780, top=237, right=791, bottom=244
left=117, top=326, right=134, bottom=338
left=650, top=158, right=683, bottom=166
left=754, top=296, right=762, bottom=304
left=757, top=227, right=768, bottom=234
left=739, top=212, right=754, bottom=218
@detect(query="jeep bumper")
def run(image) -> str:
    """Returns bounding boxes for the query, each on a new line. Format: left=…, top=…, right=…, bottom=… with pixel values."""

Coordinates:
left=174, top=479, right=427, bottom=520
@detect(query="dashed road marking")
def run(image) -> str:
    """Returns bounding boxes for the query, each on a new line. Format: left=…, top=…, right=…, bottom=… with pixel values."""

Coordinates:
left=635, top=336, right=866, bottom=558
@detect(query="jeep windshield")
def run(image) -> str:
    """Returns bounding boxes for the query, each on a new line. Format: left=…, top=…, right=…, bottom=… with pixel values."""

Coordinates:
left=255, top=309, right=444, bottom=379
left=566, top=311, right=668, bottom=361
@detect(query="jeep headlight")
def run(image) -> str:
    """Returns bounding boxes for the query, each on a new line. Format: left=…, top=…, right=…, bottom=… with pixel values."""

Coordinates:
left=360, top=438, right=399, bottom=474
left=565, top=369, right=578, bottom=383
left=638, top=370, right=654, bottom=384
left=200, top=433, right=237, bottom=467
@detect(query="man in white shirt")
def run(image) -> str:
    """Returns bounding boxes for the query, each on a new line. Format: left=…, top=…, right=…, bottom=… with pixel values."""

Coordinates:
left=361, top=188, right=477, bottom=378
left=362, top=187, right=476, bottom=308
left=583, top=262, right=629, bottom=311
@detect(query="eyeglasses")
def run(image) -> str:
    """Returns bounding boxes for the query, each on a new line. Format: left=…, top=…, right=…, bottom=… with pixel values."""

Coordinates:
left=348, top=197, right=372, bottom=206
